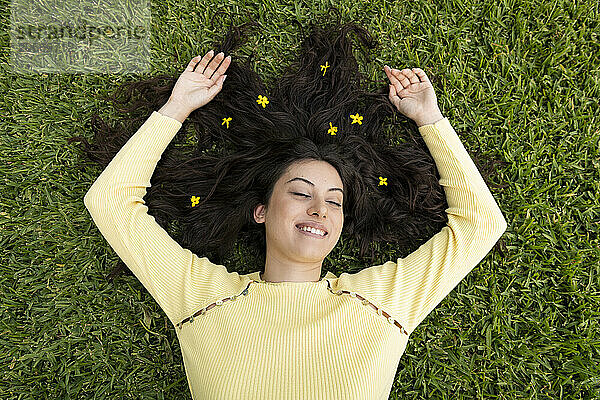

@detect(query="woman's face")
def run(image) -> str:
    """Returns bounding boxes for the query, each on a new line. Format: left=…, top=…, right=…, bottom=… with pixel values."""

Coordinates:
left=253, top=159, right=345, bottom=264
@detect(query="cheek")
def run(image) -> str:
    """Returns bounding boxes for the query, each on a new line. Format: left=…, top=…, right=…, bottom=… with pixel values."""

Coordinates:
left=336, top=213, right=344, bottom=233
left=268, top=201, right=297, bottom=229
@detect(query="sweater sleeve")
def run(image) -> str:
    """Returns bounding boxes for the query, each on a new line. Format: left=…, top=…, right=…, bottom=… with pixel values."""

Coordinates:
left=83, top=111, right=237, bottom=327
left=336, top=117, right=508, bottom=336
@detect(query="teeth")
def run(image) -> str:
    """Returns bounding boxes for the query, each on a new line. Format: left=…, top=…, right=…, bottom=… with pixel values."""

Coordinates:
left=299, top=226, right=325, bottom=236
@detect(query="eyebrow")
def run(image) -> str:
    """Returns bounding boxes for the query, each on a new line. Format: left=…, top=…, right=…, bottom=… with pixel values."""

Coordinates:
left=285, top=177, right=344, bottom=194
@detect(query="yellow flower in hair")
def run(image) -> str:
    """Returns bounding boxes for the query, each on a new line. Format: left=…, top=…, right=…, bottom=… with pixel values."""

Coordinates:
left=327, top=122, right=338, bottom=136
left=320, top=61, right=330, bottom=76
left=191, top=195, right=201, bottom=207
left=222, top=117, right=232, bottom=128
left=350, top=113, right=363, bottom=125
left=256, top=95, right=269, bottom=108
left=378, top=177, right=388, bottom=186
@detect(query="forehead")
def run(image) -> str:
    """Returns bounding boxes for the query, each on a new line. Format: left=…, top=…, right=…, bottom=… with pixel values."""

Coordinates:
left=282, top=160, right=343, bottom=187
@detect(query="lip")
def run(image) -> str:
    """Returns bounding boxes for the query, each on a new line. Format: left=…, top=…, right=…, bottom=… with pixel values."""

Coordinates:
left=295, top=221, right=328, bottom=233
left=296, top=225, right=328, bottom=239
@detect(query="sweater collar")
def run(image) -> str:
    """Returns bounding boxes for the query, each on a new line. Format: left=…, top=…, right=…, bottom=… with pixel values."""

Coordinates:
left=249, top=270, right=337, bottom=284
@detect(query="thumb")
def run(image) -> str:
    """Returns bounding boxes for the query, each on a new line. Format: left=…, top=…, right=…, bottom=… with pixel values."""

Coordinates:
left=389, top=84, right=399, bottom=109
left=207, top=74, right=227, bottom=97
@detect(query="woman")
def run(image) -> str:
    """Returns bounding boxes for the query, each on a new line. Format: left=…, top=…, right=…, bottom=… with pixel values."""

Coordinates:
left=80, top=19, right=506, bottom=400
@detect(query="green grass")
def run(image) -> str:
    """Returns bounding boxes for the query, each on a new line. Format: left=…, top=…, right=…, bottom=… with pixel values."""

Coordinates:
left=1, top=0, right=599, bottom=398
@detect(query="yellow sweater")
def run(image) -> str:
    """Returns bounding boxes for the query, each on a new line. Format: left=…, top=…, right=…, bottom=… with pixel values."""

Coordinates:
left=84, top=111, right=507, bottom=399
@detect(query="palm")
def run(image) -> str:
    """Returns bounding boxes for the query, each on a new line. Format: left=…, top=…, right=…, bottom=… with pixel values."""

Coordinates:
left=170, top=71, right=215, bottom=110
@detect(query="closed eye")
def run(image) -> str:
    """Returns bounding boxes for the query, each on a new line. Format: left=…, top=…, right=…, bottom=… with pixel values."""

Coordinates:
left=292, top=192, right=341, bottom=207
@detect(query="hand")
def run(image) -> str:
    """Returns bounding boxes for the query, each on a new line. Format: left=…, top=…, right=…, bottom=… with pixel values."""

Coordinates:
left=383, top=66, right=442, bottom=125
left=167, top=50, right=232, bottom=114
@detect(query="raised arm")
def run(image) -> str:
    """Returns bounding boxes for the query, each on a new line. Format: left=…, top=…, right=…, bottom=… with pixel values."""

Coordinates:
left=84, top=51, right=235, bottom=327
left=336, top=66, right=507, bottom=335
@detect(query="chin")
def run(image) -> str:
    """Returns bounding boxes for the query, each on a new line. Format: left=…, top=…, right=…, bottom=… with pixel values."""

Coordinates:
left=295, top=249, right=328, bottom=262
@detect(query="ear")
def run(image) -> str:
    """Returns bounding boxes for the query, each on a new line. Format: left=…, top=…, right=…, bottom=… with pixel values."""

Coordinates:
left=253, top=204, right=266, bottom=224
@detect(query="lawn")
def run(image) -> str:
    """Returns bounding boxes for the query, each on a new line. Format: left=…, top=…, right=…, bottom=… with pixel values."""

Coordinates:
left=1, top=0, right=599, bottom=398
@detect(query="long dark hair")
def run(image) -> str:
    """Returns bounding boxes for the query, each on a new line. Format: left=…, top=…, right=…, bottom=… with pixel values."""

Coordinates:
left=70, top=12, right=507, bottom=282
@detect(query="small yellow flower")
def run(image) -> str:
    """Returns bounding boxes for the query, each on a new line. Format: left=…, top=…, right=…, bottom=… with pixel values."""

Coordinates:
left=191, top=195, right=201, bottom=207
left=327, top=122, right=338, bottom=136
left=350, top=113, right=363, bottom=125
left=378, top=177, right=388, bottom=186
left=256, top=95, right=269, bottom=108
left=320, top=61, right=330, bottom=76
left=222, top=117, right=232, bottom=128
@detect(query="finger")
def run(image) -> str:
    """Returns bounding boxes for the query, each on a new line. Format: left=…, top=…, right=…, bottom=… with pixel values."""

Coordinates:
left=187, top=50, right=213, bottom=72
left=388, top=84, right=398, bottom=105
left=211, top=55, right=231, bottom=81
left=390, top=82, right=407, bottom=99
left=185, top=55, right=203, bottom=72
left=203, top=52, right=226, bottom=80
left=194, top=50, right=219, bottom=74
left=385, top=67, right=408, bottom=91
left=401, top=68, right=420, bottom=84
left=412, top=68, right=430, bottom=83
left=206, top=74, right=227, bottom=100
left=383, top=66, right=395, bottom=84
left=392, top=68, right=411, bottom=88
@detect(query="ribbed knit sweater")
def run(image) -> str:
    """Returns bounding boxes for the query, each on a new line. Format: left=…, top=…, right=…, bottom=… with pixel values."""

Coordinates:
left=84, top=110, right=507, bottom=399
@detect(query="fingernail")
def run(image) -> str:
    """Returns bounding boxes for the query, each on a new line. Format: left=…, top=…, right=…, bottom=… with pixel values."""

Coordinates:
left=223, top=75, right=227, bottom=82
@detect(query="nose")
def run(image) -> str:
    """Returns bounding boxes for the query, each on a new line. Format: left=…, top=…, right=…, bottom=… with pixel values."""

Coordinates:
left=308, top=200, right=328, bottom=219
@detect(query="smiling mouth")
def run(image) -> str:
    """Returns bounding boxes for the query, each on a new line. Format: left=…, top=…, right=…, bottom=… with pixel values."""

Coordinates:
left=295, top=225, right=328, bottom=238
